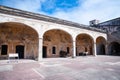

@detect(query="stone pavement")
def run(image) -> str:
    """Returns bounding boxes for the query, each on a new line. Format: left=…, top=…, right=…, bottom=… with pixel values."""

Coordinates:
left=0, top=56, right=120, bottom=80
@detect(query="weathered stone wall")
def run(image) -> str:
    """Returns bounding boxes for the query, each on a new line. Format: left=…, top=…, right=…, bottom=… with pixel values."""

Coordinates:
left=96, top=18, right=120, bottom=55
left=76, top=34, right=93, bottom=55
left=0, top=11, right=107, bottom=59
left=43, top=30, right=72, bottom=57
left=0, top=22, right=38, bottom=59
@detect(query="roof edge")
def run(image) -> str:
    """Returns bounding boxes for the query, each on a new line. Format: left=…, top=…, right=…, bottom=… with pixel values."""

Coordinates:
left=0, top=5, right=106, bottom=33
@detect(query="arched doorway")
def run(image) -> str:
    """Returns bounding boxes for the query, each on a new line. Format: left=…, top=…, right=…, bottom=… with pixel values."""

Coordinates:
left=96, top=37, right=106, bottom=55
left=109, top=42, right=120, bottom=56
left=76, top=34, right=94, bottom=56
left=43, top=29, right=72, bottom=58
left=0, top=22, right=39, bottom=59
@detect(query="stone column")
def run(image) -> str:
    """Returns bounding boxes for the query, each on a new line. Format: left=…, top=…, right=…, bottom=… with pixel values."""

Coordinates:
left=72, top=40, right=76, bottom=58
left=105, top=43, right=108, bottom=55
left=94, top=42, right=97, bottom=56
left=38, top=38, right=43, bottom=61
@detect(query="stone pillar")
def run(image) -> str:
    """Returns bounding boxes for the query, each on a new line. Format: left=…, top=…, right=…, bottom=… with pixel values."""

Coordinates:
left=72, top=41, right=76, bottom=58
left=105, top=43, right=109, bottom=55
left=38, top=38, right=43, bottom=61
left=94, top=42, right=97, bottom=56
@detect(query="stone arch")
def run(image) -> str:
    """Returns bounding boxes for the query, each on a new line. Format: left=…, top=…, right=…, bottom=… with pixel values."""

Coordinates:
left=0, top=22, right=39, bottom=59
left=43, top=29, right=73, bottom=58
left=42, top=27, right=73, bottom=38
left=76, top=33, right=94, bottom=56
left=108, top=42, right=120, bottom=56
left=96, top=36, right=106, bottom=55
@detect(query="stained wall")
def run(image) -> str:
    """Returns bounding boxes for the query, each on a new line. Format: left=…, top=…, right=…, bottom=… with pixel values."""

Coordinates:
left=0, top=22, right=38, bottom=59
left=0, top=12, right=107, bottom=60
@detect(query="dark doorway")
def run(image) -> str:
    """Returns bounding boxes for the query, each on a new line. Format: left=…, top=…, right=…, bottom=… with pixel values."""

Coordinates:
left=43, top=46, right=47, bottom=58
left=52, top=46, right=56, bottom=54
left=109, top=42, right=120, bottom=56
left=67, top=47, right=69, bottom=54
left=85, top=47, right=87, bottom=52
left=97, top=44, right=105, bottom=55
left=1, top=45, right=8, bottom=55
left=100, top=44, right=105, bottom=55
left=16, top=45, right=24, bottom=59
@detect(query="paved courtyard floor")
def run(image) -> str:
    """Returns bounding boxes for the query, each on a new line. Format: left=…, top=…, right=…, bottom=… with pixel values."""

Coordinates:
left=0, top=56, right=120, bottom=80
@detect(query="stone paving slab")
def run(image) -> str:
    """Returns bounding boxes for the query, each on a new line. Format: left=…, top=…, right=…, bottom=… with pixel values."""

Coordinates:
left=0, top=65, right=13, bottom=72
left=0, top=56, right=120, bottom=80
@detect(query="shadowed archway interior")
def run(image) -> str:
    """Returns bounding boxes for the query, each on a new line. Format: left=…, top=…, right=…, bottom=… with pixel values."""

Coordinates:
left=0, top=22, right=39, bottom=59
left=43, top=29, right=72, bottom=58
left=109, top=42, right=120, bottom=56
left=96, top=37, right=106, bottom=55
left=76, top=34, right=94, bottom=56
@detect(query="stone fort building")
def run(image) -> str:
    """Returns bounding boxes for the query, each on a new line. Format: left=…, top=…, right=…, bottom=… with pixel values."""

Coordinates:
left=0, top=6, right=119, bottom=61
left=93, top=18, right=120, bottom=56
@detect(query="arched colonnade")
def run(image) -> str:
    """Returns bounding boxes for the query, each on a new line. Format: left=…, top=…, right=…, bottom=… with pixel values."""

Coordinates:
left=0, top=22, right=107, bottom=60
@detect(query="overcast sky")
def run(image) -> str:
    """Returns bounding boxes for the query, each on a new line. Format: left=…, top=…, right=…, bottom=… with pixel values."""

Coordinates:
left=0, top=0, right=120, bottom=25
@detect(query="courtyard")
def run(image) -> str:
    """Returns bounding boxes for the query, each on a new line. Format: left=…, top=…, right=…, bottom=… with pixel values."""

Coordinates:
left=0, top=56, right=120, bottom=80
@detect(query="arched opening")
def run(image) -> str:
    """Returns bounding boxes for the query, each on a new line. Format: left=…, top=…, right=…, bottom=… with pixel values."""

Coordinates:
left=108, top=42, right=120, bottom=56
left=96, top=37, right=106, bottom=55
left=0, top=22, right=39, bottom=59
left=43, top=29, right=72, bottom=58
left=76, top=34, right=94, bottom=56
